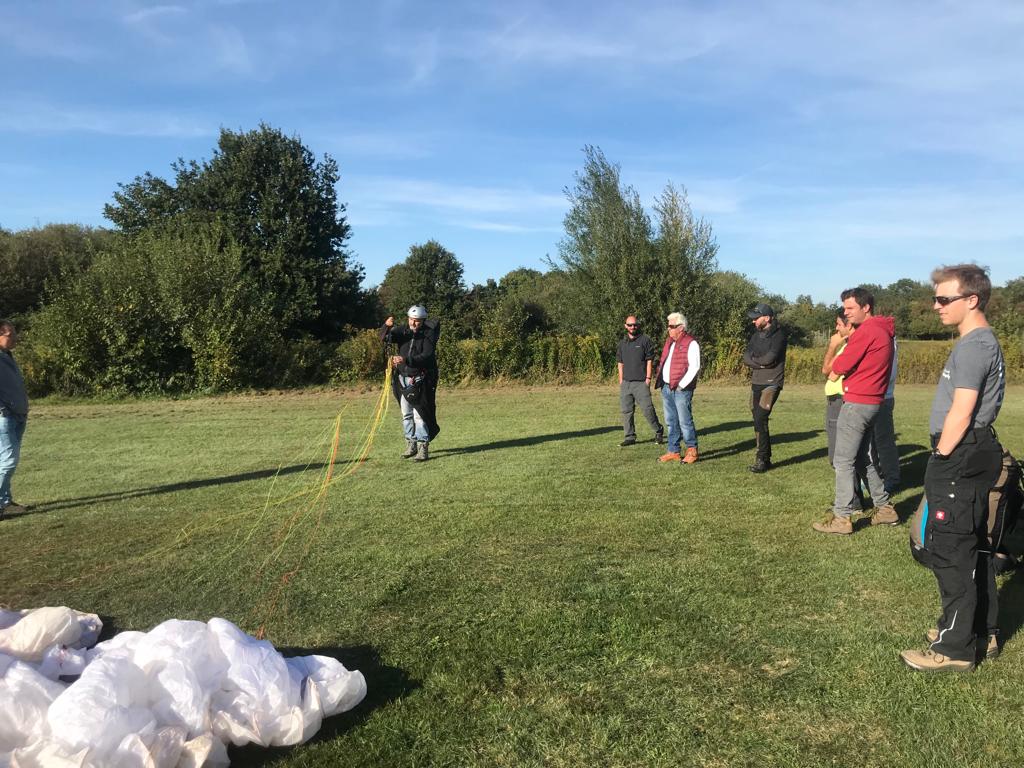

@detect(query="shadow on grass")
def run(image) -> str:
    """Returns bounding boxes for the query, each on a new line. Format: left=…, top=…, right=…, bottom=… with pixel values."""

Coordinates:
left=19, top=462, right=352, bottom=516
left=431, top=425, right=619, bottom=457
left=698, top=429, right=823, bottom=462
left=698, top=419, right=750, bottom=436
left=999, top=554, right=1024, bottom=649
left=229, top=644, right=420, bottom=767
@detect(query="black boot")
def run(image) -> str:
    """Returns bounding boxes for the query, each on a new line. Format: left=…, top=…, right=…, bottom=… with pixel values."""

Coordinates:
left=749, top=432, right=770, bottom=472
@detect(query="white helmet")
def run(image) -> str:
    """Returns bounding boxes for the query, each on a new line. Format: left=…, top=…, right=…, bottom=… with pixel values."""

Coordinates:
left=407, top=305, right=428, bottom=320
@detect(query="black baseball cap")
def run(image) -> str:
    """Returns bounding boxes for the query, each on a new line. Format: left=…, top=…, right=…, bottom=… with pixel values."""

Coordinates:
left=746, top=302, right=776, bottom=320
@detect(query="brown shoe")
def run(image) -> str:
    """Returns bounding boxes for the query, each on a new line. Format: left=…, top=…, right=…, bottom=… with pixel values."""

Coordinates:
left=658, top=452, right=681, bottom=463
left=900, top=648, right=974, bottom=673
left=681, top=447, right=698, bottom=464
left=923, top=629, right=1000, bottom=660
left=811, top=515, right=853, bottom=535
left=870, top=504, right=899, bottom=526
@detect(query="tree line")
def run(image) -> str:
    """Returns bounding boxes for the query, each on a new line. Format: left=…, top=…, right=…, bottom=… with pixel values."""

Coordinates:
left=2, top=129, right=1022, bottom=396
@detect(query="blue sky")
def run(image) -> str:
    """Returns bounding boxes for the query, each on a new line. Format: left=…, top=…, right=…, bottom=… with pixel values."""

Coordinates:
left=2, top=0, right=1022, bottom=302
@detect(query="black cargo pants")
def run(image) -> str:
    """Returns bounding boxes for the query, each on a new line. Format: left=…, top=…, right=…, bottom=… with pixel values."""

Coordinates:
left=751, top=384, right=781, bottom=463
left=923, top=428, right=1002, bottom=661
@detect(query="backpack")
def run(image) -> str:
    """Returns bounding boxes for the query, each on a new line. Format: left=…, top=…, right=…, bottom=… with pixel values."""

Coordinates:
left=910, top=445, right=1023, bottom=568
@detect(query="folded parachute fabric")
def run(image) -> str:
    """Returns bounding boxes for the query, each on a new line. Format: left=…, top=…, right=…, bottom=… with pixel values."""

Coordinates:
left=0, top=606, right=367, bottom=767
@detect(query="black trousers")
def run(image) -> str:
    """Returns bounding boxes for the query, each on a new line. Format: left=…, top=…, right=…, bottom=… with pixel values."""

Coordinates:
left=923, top=429, right=1001, bottom=661
left=750, top=384, right=781, bottom=462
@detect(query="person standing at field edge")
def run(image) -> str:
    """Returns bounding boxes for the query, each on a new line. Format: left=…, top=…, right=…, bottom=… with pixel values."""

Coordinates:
left=0, top=319, right=30, bottom=520
left=656, top=312, right=700, bottom=465
left=901, top=264, right=1005, bottom=673
left=616, top=315, right=664, bottom=447
left=380, top=306, right=441, bottom=462
left=742, top=303, right=788, bottom=473
left=813, top=288, right=897, bottom=534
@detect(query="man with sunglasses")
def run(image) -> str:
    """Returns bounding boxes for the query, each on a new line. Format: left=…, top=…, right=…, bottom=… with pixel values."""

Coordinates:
left=0, top=320, right=29, bottom=519
left=616, top=315, right=664, bottom=447
left=814, top=287, right=897, bottom=534
left=901, top=264, right=1005, bottom=673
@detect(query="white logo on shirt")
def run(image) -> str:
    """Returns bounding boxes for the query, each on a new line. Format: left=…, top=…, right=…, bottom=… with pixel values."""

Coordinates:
left=941, top=368, right=951, bottom=380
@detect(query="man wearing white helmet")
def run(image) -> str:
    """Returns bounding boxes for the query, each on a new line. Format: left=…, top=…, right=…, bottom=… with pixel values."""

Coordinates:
left=380, top=305, right=441, bottom=461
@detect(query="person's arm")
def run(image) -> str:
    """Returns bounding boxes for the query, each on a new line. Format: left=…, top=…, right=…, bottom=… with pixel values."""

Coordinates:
left=643, top=337, right=655, bottom=384
left=822, top=334, right=845, bottom=375
left=617, top=362, right=624, bottom=385
left=678, top=341, right=701, bottom=389
left=748, top=328, right=786, bottom=367
left=830, top=329, right=869, bottom=377
left=935, top=388, right=980, bottom=456
left=741, top=338, right=756, bottom=368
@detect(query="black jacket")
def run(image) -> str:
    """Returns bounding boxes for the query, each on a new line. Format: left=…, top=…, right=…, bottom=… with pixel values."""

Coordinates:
left=742, top=321, right=788, bottom=387
left=380, top=319, right=442, bottom=440
left=379, top=320, right=440, bottom=377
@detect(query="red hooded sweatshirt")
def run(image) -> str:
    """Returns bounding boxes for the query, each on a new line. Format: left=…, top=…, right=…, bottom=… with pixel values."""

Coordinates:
left=831, top=315, right=896, bottom=405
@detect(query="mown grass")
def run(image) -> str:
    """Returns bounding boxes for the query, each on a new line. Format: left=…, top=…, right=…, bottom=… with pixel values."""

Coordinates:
left=4, top=383, right=1024, bottom=767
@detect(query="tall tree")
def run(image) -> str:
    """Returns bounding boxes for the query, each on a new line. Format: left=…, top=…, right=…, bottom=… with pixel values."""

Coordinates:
left=103, top=124, right=365, bottom=337
left=378, top=240, right=467, bottom=334
left=0, top=224, right=110, bottom=317
left=555, top=146, right=718, bottom=343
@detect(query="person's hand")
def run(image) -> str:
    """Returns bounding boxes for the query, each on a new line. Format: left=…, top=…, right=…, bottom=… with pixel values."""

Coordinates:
left=385, top=316, right=394, bottom=328
left=828, top=332, right=844, bottom=347
left=391, top=355, right=403, bottom=367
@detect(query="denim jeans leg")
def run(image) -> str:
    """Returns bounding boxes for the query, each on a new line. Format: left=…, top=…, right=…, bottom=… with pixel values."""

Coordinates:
left=660, top=385, right=681, bottom=453
left=676, top=389, right=697, bottom=448
left=0, top=415, right=25, bottom=507
left=832, top=402, right=879, bottom=516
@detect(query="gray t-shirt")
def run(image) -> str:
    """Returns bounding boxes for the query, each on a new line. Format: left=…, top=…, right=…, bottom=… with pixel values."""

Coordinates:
left=928, top=327, right=1004, bottom=435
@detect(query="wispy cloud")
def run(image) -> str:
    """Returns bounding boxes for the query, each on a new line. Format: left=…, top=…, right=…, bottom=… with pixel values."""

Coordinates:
left=453, top=220, right=559, bottom=233
left=0, top=102, right=214, bottom=139
left=349, top=176, right=565, bottom=215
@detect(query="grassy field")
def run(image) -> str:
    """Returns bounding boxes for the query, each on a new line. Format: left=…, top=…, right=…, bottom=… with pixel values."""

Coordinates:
left=4, top=383, right=1024, bottom=767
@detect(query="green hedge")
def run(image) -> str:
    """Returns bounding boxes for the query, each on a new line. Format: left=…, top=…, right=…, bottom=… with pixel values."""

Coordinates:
left=328, top=332, right=1024, bottom=387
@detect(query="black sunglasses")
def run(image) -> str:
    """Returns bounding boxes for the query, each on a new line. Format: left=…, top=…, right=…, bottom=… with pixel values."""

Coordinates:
left=933, top=294, right=971, bottom=306
left=625, top=322, right=638, bottom=327
left=668, top=323, right=681, bottom=329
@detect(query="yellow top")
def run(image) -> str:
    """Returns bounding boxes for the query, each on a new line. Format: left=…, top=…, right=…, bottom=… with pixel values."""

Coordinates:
left=824, top=341, right=846, bottom=397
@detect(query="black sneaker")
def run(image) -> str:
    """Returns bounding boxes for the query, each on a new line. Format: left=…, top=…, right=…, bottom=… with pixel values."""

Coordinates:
left=619, top=437, right=637, bottom=447
left=749, top=459, right=771, bottom=473
left=654, top=431, right=665, bottom=445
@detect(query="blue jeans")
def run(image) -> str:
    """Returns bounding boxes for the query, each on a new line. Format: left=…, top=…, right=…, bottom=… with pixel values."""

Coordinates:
left=0, top=413, right=27, bottom=507
left=660, top=386, right=697, bottom=453
left=399, top=375, right=429, bottom=442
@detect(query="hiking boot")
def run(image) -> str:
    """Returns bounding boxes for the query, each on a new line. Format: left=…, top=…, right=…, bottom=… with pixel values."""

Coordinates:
left=402, top=439, right=418, bottom=459
left=658, top=452, right=681, bottom=463
left=654, top=430, right=665, bottom=445
left=681, top=447, right=698, bottom=464
left=749, top=459, right=771, bottom=473
left=620, top=437, right=637, bottom=447
left=812, top=515, right=853, bottom=535
left=414, top=441, right=430, bottom=462
left=870, top=504, right=899, bottom=526
left=900, top=648, right=974, bottom=673
left=2, top=502, right=27, bottom=515
left=924, top=629, right=1000, bottom=661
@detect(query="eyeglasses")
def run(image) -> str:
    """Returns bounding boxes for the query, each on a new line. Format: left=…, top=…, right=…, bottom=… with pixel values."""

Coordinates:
left=933, top=295, right=971, bottom=306
left=625, top=323, right=638, bottom=327
left=668, top=323, right=681, bottom=329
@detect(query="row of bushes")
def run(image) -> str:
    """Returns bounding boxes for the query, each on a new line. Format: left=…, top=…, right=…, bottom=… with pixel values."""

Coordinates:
left=22, top=328, right=1023, bottom=397
left=327, top=330, right=1024, bottom=387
